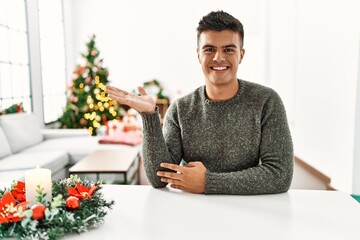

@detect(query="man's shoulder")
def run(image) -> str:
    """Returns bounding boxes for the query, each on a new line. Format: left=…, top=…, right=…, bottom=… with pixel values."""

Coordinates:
left=241, top=79, right=274, bottom=94
left=174, top=85, right=204, bottom=106
left=165, top=86, right=204, bottom=118
left=241, top=79, right=279, bottom=99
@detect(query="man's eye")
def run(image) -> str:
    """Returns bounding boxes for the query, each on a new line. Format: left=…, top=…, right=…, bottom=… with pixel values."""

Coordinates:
left=204, top=48, right=215, bottom=53
left=224, top=48, right=235, bottom=53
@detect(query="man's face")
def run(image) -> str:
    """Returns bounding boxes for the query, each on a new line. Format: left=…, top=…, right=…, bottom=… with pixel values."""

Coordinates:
left=197, top=30, right=245, bottom=87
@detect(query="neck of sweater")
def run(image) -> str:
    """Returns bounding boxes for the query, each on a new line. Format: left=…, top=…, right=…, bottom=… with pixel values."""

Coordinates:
left=205, top=80, right=240, bottom=101
left=203, top=79, right=242, bottom=104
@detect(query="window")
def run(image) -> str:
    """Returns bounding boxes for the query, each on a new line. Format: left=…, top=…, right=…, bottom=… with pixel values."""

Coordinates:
left=38, top=0, right=66, bottom=123
left=0, top=0, right=31, bottom=112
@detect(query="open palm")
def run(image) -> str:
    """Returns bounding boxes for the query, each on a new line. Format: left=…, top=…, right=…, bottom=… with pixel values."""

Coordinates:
left=105, top=86, right=156, bottom=113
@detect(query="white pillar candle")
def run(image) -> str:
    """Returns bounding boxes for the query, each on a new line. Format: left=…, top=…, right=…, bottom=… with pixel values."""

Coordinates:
left=25, top=167, right=52, bottom=204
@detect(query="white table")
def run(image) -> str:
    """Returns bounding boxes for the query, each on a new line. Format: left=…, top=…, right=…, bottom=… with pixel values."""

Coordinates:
left=67, top=185, right=360, bottom=240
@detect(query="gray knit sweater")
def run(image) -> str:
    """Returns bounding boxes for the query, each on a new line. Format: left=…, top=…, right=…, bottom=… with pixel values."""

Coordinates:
left=140, top=79, right=293, bottom=195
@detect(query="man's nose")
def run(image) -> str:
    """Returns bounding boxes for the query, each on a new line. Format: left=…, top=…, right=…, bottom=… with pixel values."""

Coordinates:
left=213, top=50, right=225, bottom=62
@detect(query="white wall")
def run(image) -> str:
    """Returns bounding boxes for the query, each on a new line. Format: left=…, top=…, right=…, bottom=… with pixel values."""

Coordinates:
left=267, top=0, right=360, bottom=193
left=63, top=0, right=360, bottom=193
left=292, top=0, right=360, bottom=193
left=63, top=0, right=268, bottom=98
left=353, top=35, right=360, bottom=195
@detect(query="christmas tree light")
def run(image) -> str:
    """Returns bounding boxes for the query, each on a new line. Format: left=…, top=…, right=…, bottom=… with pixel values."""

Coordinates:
left=58, top=35, right=123, bottom=136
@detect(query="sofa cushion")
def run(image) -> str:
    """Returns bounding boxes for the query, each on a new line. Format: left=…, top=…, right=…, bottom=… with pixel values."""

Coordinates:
left=23, top=136, right=128, bottom=163
left=0, top=150, right=69, bottom=174
left=42, top=129, right=89, bottom=140
left=0, top=113, right=43, bottom=153
left=0, top=126, right=11, bottom=158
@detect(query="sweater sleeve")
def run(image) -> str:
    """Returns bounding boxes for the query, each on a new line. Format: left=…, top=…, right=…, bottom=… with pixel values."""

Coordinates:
left=205, top=91, right=294, bottom=195
left=140, top=103, right=183, bottom=188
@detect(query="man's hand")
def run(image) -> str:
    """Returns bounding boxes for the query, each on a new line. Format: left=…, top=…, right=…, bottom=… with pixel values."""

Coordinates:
left=157, top=162, right=206, bottom=194
left=105, top=86, right=156, bottom=113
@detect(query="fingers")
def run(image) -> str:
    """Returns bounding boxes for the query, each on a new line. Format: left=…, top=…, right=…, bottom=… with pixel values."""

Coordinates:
left=137, top=86, right=148, bottom=96
left=170, top=184, right=181, bottom=189
left=185, top=161, right=202, bottom=167
left=158, top=164, right=185, bottom=186
left=160, top=177, right=182, bottom=185
left=169, top=184, right=193, bottom=193
left=160, top=163, right=185, bottom=173
left=106, top=86, right=137, bottom=105
left=106, top=89, right=126, bottom=99
left=170, top=184, right=185, bottom=190
left=160, top=162, right=206, bottom=194
left=157, top=171, right=183, bottom=180
left=106, top=85, right=146, bottom=98
left=105, top=85, right=129, bottom=95
left=106, top=90, right=129, bottom=104
left=185, top=162, right=195, bottom=167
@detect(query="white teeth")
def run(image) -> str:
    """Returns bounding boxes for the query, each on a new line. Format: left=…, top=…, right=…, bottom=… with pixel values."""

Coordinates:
left=212, top=67, right=227, bottom=70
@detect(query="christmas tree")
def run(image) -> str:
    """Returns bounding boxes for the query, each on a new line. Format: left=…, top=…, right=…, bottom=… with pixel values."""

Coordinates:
left=58, top=35, right=122, bottom=136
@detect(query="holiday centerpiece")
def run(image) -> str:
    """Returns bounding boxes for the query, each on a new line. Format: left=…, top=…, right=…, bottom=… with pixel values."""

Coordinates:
left=0, top=175, right=114, bottom=240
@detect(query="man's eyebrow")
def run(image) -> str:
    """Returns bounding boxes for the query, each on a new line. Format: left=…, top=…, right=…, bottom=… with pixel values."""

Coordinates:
left=201, top=44, right=238, bottom=49
left=223, top=44, right=238, bottom=48
left=202, top=44, right=215, bottom=49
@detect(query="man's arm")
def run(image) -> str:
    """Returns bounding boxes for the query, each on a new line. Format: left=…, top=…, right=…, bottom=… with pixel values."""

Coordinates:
left=106, top=85, right=183, bottom=188
left=140, top=103, right=183, bottom=188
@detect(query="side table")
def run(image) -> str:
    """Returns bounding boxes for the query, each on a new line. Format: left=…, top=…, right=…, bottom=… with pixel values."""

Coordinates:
left=69, top=148, right=141, bottom=184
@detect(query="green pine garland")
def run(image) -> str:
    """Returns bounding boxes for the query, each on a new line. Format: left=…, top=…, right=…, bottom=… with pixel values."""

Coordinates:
left=0, top=175, right=114, bottom=240
left=1, top=103, right=25, bottom=115
left=143, top=79, right=169, bottom=100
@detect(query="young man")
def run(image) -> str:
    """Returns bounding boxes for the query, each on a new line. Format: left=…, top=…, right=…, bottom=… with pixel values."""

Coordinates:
left=106, top=11, right=293, bottom=195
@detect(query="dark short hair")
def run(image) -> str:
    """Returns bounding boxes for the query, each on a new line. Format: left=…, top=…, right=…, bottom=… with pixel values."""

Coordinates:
left=196, top=10, right=244, bottom=48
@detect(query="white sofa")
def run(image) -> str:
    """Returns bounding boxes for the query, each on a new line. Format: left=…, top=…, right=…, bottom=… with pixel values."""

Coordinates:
left=0, top=113, right=139, bottom=186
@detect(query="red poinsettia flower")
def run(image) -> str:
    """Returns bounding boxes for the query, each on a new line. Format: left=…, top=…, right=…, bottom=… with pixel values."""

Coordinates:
left=0, top=192, right=27, bottom=223
left=11, top=181, right=26, bottom=202
left=68, top=183, right=98, bottom=199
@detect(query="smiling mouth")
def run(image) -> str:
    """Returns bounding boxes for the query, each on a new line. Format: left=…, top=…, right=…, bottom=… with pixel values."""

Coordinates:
left=210, top=66, right=229, bottom=71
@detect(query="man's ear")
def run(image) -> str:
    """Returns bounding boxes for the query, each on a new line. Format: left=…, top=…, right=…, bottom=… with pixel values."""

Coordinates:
left=239, top=48, right=245, bottom=64
left=197, top=48, right=201, bottom=64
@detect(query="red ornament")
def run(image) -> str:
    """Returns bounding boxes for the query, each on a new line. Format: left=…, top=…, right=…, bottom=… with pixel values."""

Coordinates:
left=73, top=66, right=86, bottom=76
left=31, top=203, right=46, bottom=220
left=66, top=196, right=80, bottom=210
left=15, top=103, right=23, bottom=112
left=80, top=118, right=88, bottom=126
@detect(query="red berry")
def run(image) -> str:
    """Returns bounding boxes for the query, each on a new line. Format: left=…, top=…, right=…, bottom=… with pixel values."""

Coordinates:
left=66, top=196, right=80, bottom=210
left=31, top=203, right=46, bottom=220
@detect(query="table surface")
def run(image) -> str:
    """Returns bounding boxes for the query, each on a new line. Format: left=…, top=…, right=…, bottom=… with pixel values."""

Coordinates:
left=69, top=148, right=140, bottom=173
left=65, top=185, right=360, bottom=240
